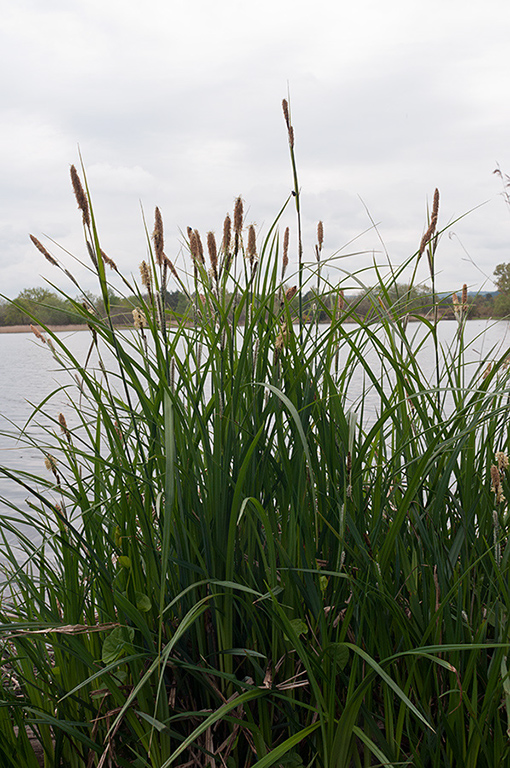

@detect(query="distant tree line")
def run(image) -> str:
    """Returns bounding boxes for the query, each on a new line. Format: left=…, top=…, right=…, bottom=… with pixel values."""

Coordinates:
left=0, top=280, right=503, bottom=328
left=0, top=288, right=189, bottom=327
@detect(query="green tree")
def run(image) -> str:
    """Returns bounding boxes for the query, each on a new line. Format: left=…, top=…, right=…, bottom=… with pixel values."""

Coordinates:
left=493, top=264, right=510, bottom=315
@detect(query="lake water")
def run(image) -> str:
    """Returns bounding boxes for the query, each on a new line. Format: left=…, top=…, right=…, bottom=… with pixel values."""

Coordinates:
left=1, top=320, right=510, bottom=549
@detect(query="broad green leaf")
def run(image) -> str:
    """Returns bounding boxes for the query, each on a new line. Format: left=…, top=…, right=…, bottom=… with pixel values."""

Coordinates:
left=102, top=626, right=135, bottom=665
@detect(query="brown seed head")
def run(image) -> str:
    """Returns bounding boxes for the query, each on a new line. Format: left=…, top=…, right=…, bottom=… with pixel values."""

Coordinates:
left=282, top=99, right=290, bottom=130
left=194, top=229, right=205, bottom=264
left=30, top=235, right=58, bottom=266
left=234, top=197, right=243, bottom=236
left=70, top=165, right=91, bottom=228
left=207, top=231, right=218, bottom=279
left=153, top=207, right=164, bottom=265
left=288, top=126, right=294, bottom=148
left=461, top=283, right=468, bottom=309
left=188, top=229, right=199, bottom=262
left=337, top=290, right=345, bottom=314
left=317, top=221, right=324, bottom=250
left=275, top=322, right=288, bottom=353
left=45, top=454, right=58, bottom=474
left=58, top=412, right=71, bottom=442
left=283, top=227, right=290, bottom=266
left=431, top=188, right=440, bottom=225
left=247, top=225, right=257, bottom=266
left=163, top=255, right=178, bottom=279
left=100, top=249, right=117, bottom=270
left=139, top=261, right=152, bottom=291
left=452, top=293, right=460, bottom=313
left=30, top=324, right=46, bottom=343
left=491, top=464, right=505, bottom=503
left=496, top=451, right=510, bottom=471
left=222, top=214, right=231, bottom=253
left=285, top=285, right=297, bottom=302
left=132, top=307, right=147, bottom=329
left=418, top=188, right=440, bottom=257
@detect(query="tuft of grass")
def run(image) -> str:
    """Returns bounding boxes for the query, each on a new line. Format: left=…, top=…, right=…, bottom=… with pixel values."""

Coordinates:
left=0, top=114, right=509, bottom=768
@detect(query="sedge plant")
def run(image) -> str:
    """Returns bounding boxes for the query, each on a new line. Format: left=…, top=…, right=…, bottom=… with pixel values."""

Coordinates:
left=0, top=105, right=509, bottom=768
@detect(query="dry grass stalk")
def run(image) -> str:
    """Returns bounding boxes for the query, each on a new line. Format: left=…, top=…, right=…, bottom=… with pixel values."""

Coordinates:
left=153, top=207, right=164, bottom=266
left=70, top=165, right=91, bottom=228
left=29, top=235, right=58, bottom=267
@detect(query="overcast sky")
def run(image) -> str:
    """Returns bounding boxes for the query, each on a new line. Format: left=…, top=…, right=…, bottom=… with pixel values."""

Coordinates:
left=2, top=0, right=510, bottom=299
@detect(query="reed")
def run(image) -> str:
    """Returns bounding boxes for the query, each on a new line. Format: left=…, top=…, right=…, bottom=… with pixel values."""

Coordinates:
left=0, top=116, right=509, bottom=768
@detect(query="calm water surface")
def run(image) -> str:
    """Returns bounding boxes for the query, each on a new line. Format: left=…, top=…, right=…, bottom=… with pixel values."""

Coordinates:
left=1, top=321, right=510, bottom=548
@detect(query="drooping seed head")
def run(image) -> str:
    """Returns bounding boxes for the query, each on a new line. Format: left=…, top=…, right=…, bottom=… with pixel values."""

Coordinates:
left=30, top=235, right=58, bottom=266
left=153, top=207, right=164, bottom=265
left=100, top=249, right=117, bottom=270
left=163, top=254, right=178, bottom=279
left=70, top=165, right=91, bottom=228
left=30, top=324, right=46, bottom=343
left=418, top=188, right=440, bottom=258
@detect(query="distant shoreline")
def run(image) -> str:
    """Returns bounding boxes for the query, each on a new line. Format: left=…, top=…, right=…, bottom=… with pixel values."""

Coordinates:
left=0, top=324, right=89, bottom=334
